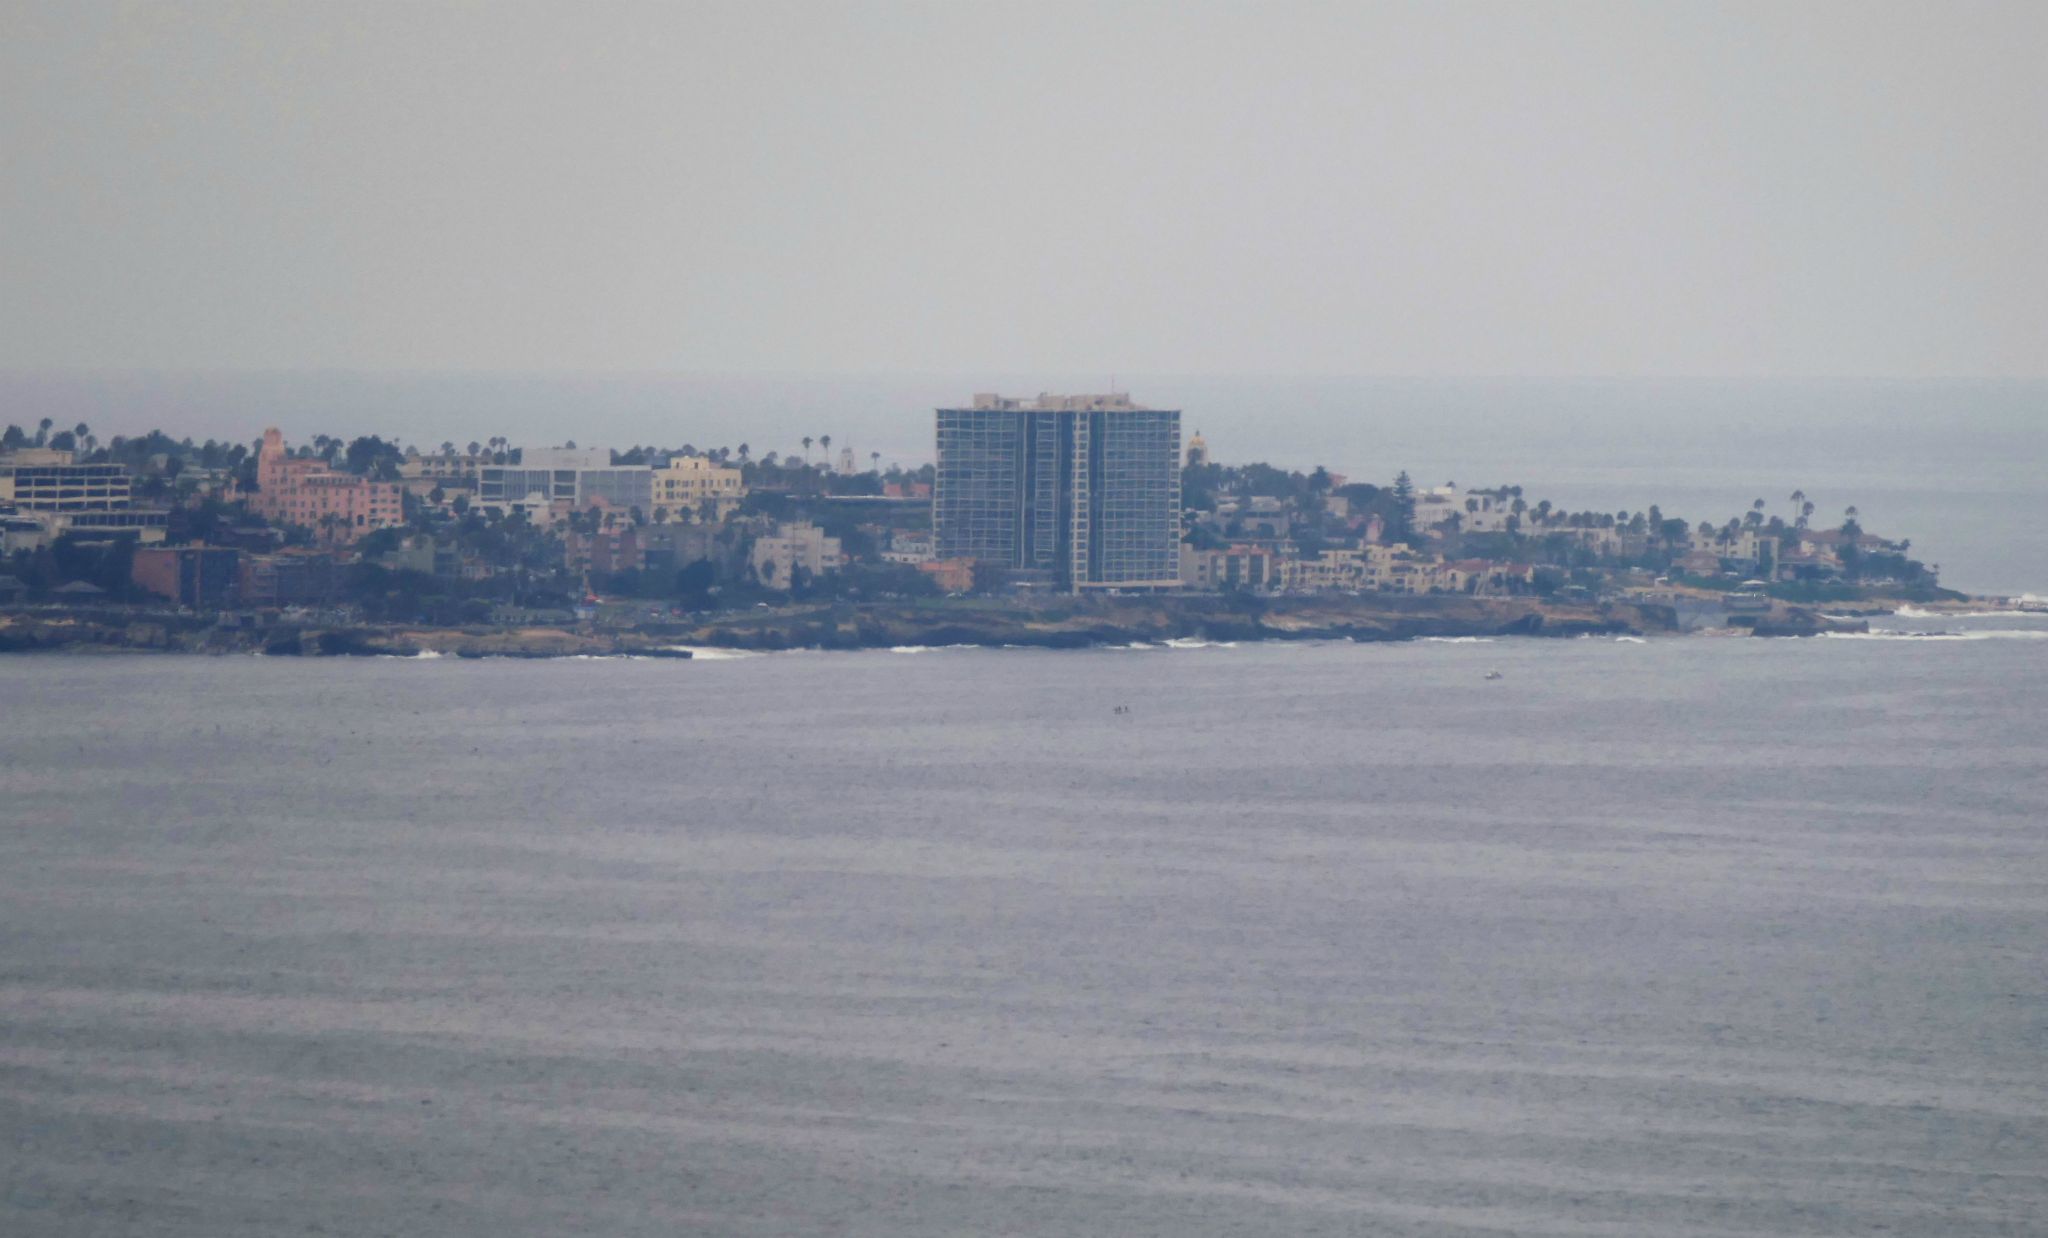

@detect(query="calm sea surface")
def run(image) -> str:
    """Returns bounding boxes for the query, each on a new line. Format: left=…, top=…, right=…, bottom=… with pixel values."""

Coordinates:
left=3, top=618, right=2046, bottom=1236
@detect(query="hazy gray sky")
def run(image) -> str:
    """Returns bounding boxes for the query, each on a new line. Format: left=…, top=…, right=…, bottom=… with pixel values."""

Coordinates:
left=3, top=1, right=2043, bottom=377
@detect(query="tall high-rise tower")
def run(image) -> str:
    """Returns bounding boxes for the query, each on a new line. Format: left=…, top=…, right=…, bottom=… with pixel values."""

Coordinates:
left=934, top=393, right=1181, bottom=592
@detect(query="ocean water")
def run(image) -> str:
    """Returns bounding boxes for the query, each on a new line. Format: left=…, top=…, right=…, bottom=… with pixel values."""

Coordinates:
left=5, top=371, right=2044, bottom=593
left=3, top=616, right=2045, bottom=1236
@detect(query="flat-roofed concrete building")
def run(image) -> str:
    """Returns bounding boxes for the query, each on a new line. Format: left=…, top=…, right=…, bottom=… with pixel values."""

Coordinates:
left=0, top=449, right=132, bottom=512
left=478, top=447, right=654, bottom=515
left=239, top=550, right=345, bottom=608
left=2, top=447, right=169, bottom=545
left=934, top=392, right=1180, bottom=592
left=131, top=545, right=241, bottom=608
left=749, top=521, right=842, bottom=591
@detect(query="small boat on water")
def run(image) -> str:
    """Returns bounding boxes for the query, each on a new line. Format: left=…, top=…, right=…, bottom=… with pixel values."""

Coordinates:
left=1484, top=669, right=1503, bottom=680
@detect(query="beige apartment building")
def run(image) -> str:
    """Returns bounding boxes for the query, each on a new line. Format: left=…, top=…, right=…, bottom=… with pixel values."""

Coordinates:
left=650, top=456, right=745, bottom=519
left=749, top=521, right=841, bottom=590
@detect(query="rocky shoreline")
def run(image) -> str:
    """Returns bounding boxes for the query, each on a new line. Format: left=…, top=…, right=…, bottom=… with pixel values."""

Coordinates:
left=0, top=593, right=1871, bottom=657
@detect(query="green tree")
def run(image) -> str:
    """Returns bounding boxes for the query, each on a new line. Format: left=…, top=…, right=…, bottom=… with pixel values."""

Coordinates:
left=1388, top=471, right=1417, bottom=544
left=345, top=435, right=403, bottom=479
left=675, top=559, right=717, bottom=603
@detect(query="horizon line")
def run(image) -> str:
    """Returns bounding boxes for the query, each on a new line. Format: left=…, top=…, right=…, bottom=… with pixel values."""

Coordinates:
left=2, top=367, right=2045, bottom=386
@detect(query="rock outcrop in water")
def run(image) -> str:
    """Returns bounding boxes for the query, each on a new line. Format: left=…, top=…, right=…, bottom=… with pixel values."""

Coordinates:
left=1, top=593, right=1874, bottom=656
left=666, top=594, right=1663, bottom=651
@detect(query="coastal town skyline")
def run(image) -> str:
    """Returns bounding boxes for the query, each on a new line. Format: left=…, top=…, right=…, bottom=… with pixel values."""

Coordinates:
left=1, top=386, right=1960, bottom=637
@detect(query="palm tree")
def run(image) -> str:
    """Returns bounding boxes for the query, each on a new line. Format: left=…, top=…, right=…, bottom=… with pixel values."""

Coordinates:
left=820, top=434, right=832, bottom=463
left=36, top=417, right=52, bottom=446
left=801, top=436, right=814, bottom=463
left=1790, top=489, right=1805, bottom=521
left=1799, top=500, right=1815, bottom=528
left=870, top=451, right=881, bottom=472
left=73, top=422, right=89, bottom=443
left=737, top=443, right=750, bottom=462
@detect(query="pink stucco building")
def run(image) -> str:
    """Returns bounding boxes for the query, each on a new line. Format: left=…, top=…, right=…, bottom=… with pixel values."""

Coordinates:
left=249, top=428, right=404, bottom=543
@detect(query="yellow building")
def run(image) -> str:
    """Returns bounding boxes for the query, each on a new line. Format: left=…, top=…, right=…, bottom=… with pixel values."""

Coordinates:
left=649, top=456, right=745, bottom=519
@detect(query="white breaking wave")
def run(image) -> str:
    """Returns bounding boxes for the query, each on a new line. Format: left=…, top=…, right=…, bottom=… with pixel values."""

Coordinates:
left=1614, top=635, right=1648, bottom=643
left=1894, top=605, right=2043, bottom=619
left=1821, top=628, right=2048, bottom=642
left=1164, top=637, right=1238, bottom=649
left=664, top=645, right=762, bottom=660
left=889, top=645, right=937, bottom=654
left=1422, top=636, right=1494, bottom=644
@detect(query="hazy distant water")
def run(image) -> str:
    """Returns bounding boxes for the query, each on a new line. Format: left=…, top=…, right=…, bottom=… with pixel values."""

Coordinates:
left=6, top=371, right=2043, bottom=593
left=3, top=619, right=2045, bottom=1236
